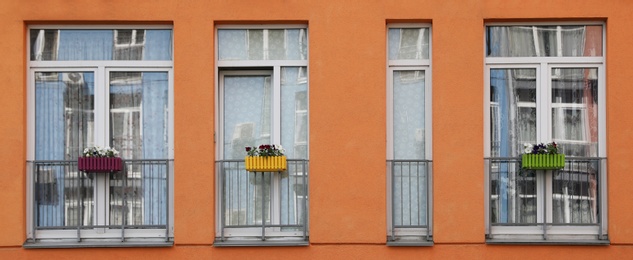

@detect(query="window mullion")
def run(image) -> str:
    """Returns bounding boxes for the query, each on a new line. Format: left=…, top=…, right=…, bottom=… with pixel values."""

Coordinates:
left=537, top=63, right=550, bottom=142
left=271, top=66, right=282, bottom=226
left=95, top=66, right=108, bottom=147
left=273, top=66, right=282, bottom=145
left=545, top=170, right=554, bottom=224
left=95, top=66, right=109, bottom=227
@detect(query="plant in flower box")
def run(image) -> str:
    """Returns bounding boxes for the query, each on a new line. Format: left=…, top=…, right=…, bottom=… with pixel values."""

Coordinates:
left=521, top=142, right=565, bottom=170
left=244, top=144, right=287, bottom=172
left=78, top=146, right=122, bottom=172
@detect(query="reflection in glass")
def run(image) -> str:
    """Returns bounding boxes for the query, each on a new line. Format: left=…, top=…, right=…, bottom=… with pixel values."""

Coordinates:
left=552, top=160, right=599, bottom=224
left=490, top=163, right=537, bottom=224
left=222, top=74, right=273, bottom=226
left=393, top=70, right=425, bottom=159
left=35, top=72, right=95, bottom=227
left=489, top=69, right=538, bottom=224
left=486, top=25, right=602, bottom=57
left=218, top=29, right=308, bottom=61
left=490, top=68, right=537, bottom=157
left=30, top=29, right=172, bottom=61
left=281, top=67, right=308, bottom=159
left=388, top=28, right=430, bottom=60
left=551, top=68, right=598, bottom=157
left=109, top=72, right=169, bottom=226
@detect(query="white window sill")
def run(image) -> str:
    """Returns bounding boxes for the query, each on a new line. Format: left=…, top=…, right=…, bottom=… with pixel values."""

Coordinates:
left=486, top=238, right=609, bottom=246
left=24, top=238, right=173, bottom=249
left=213, top=237, right=309, bottom=247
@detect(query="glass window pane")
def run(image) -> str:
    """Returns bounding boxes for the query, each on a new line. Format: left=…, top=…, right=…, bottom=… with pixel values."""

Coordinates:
left=551, top=68, right=599, bottom=157
left=393, top=70, right=425, bottom=159
left=490, top=162, right=537, bottom=224
left=552, top=160, right=599, bottom=224
left=281, top=67, right=308, bottom=159
left=218, top=29, right=307, bottom=61
left=490, top=68, right=536, bottom=157
left=486, top=25, right=602, bottom=57
left=223, top=74, right=273, bottom=159
left=34, top=72, right=95, bottom=228
left=388, top=28, right=429, bottom=60
left=109, top=71, right=169, bottom=226
left=30, top=29, right=173, bottom=61
left=109, top=72, right=169, bottom=160
left=35, top=72, right=95, bottom=160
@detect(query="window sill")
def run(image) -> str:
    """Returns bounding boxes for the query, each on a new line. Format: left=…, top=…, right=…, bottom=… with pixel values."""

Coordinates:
left=24, top=239, right=174, bottom=249
left=387, top=240, right=434, bottom=247
left=213, top=238, right=309, bottom=247
left=486, top=239, right=610, bottom=246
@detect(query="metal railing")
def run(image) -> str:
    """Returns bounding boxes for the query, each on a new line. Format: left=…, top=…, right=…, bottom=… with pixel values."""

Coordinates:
left=387, top=160, right=432, bottom=243
left=486, top=157, right=605, bottom=240
left=216, top=159, right=308, bottom=242
left=28, top=159, right=172, bottom=241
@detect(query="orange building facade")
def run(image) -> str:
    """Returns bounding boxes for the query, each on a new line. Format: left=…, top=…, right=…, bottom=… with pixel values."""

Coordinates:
left=2, top=0, right=633, bottom=259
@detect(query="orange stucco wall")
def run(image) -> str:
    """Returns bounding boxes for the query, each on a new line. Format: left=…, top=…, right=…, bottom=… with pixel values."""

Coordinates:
left=2, top=0, right=633, bottom=259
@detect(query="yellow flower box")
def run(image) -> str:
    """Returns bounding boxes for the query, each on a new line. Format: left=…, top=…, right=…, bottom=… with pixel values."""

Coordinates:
left=245, top=155, right=287, bottom=172
left=522, top=154, right=565, bottom=170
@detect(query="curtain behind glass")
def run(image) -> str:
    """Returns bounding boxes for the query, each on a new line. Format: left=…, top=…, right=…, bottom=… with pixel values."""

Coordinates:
left=551, top=68, right=599, bottom=225
left=486, top=25, right=602, bottom=57
left=109, top=72, right=169, bottom=226
left=218, top=29, right=307, bottom=61
left=279, top=67, right=308, bottom=227
left=30, top=29, right=172, bottom=61
left=393, top=70, right=425, bottom=159
left=388, top=28, right=429, bottom=60
left=551, top=68, right=598, bottom=157
left=281, top=67, right=308, bottom=160
left=490, top=68, right=537, bottom=224
left=490, top=68, right=536, bottom=157
left=223, top=75, right=272, bottom=159
left=392, top=70, right=427, bottom=227
left=35, top=72, right=94, bottom=227
left=223, top=74, right=273, bottom=226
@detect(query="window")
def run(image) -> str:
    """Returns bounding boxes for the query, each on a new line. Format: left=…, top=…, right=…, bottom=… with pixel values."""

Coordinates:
left=26, top=27, right=174, bottom=247
left=484, top=23, right=607, bottom=243
left=215, top=25, right=308, bottom=246
left=386, top=24, right=432, bottom=245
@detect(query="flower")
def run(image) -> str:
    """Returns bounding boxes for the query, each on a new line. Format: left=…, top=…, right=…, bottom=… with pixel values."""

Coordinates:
left=82, top=146, right=120, bottom=158
left=523, top=142, right=560, bottom=155
left=245, top=144, right=285, bottom=157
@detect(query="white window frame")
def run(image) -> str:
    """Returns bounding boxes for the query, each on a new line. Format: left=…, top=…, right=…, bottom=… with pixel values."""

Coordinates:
left=483, top=22, right=607, bottom=242
left=214, top=24, right=309, bottom=243
left=386, top=23, right=433, bottom=244
left=26, top=25, right=175, bottom=245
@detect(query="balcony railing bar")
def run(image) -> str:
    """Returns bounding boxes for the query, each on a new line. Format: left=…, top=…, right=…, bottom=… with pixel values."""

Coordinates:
left=28, top=159, right=172, bottom=243
left=216, top=159, right=308, bottom=242
left=387, top=160, right=432, bottom=243
left=485, top=157, right=605, bottom=240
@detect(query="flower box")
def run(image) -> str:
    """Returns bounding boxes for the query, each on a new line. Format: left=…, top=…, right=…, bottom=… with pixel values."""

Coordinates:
left=78, top=157, right=122, bottom=172
left=245, top=156, right=287, bottom=172
left=521, top=154, right=565, bottom=170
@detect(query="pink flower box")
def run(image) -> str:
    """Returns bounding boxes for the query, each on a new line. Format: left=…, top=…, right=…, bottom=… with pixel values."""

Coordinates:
left=78, top=157, right=122, bottom=172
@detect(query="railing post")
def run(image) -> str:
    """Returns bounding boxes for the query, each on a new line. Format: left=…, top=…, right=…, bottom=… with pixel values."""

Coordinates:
left=302, top=159, right=308, bottom=240
left=389, top=161, right=396, bottom=241
left=32, top=162, right=38, bottom=241
left=165, top=160, right=170, bottom=241
left=261, top=172, right=266, bottom=241
left=219, top=161, right=225, bottom=241
left=425, top=160, right=431, bottom=241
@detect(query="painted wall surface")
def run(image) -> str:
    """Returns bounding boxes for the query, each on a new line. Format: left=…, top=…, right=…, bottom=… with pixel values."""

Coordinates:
left=1, top=0, right=633, bottom=258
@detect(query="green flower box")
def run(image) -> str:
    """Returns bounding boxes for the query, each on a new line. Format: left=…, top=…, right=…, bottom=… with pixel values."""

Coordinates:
left=521, top=154, right=565, bottom=170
